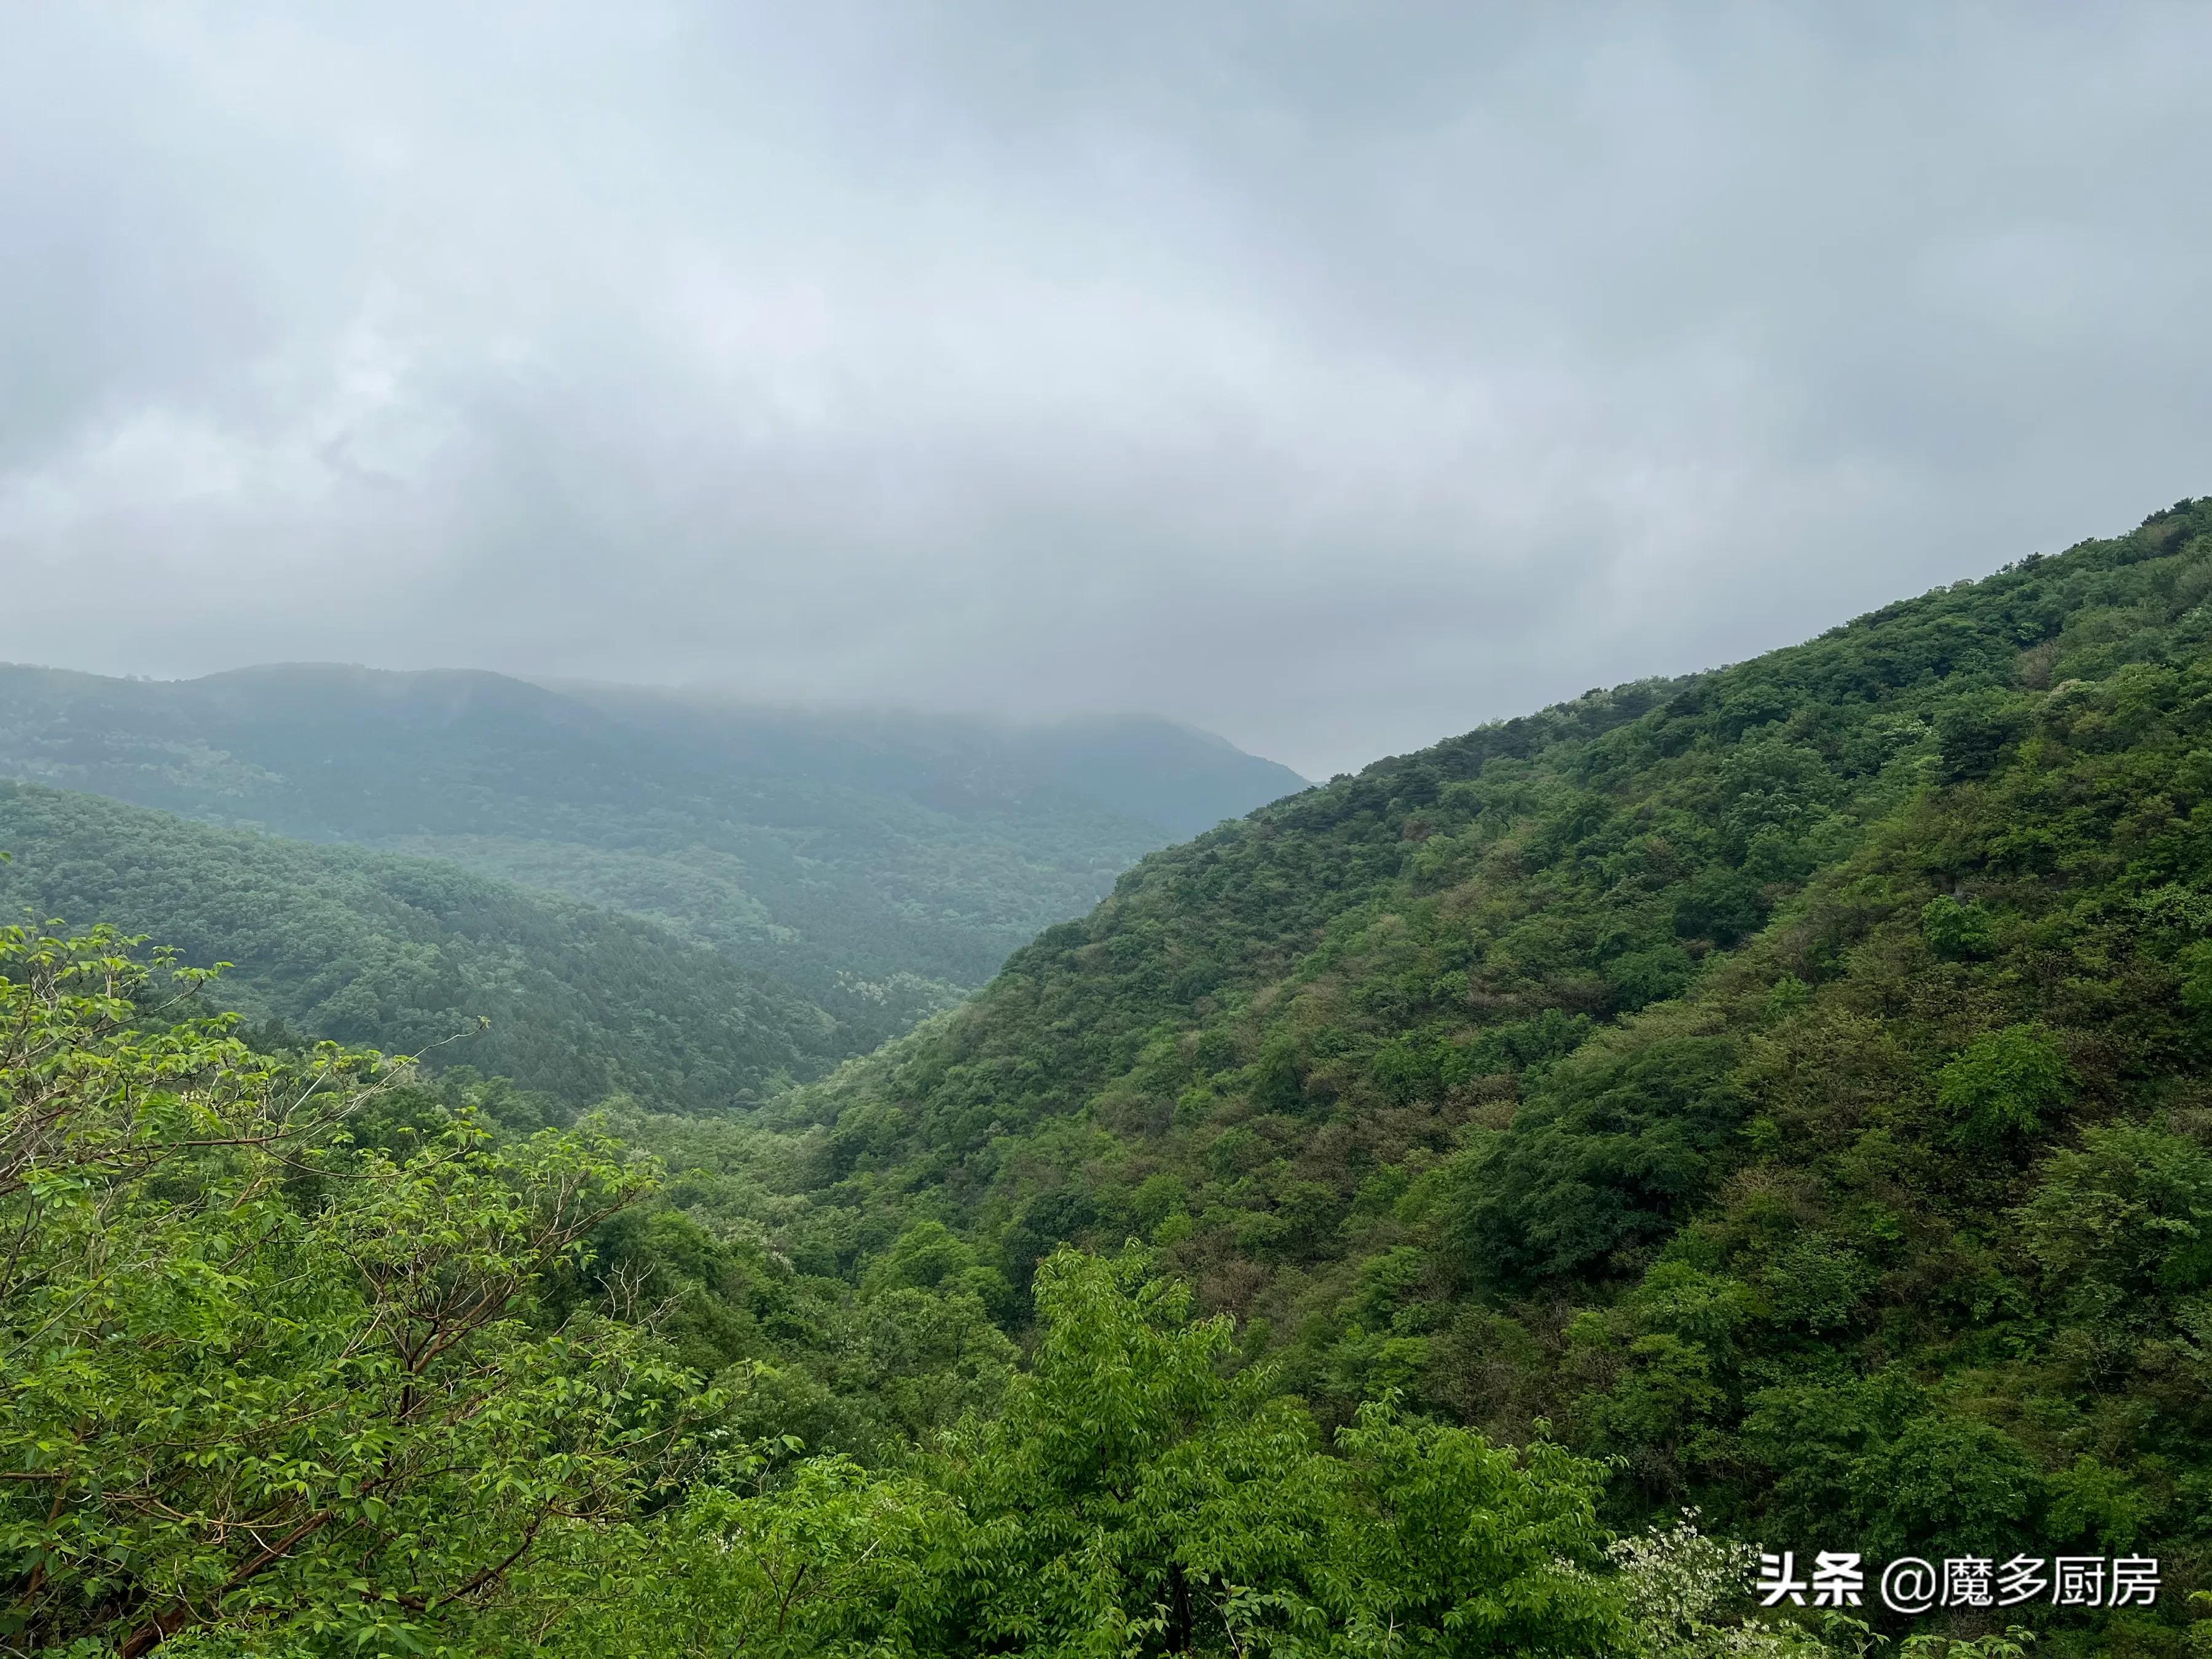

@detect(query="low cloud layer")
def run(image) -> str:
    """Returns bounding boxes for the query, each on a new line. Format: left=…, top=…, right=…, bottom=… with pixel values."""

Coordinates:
left=4, top=3, right=2209, bottom=776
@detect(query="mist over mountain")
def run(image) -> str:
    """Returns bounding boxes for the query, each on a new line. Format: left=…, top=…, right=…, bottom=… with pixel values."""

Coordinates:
left=10, top=7, right=2212, bottom=781
left=10, top=4, right=2212, bottom=1648
left=0, top=662, right=1305, bottom=1046
left=541, top=680, right=1309, bottom=840
left=13, top=500, right=2212, bottom=1656
left=752, top=497, right=2212, bottom=1622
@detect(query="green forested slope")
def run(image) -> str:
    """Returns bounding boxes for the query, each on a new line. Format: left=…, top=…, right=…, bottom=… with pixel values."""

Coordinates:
left=0, top=666, right=1304, bottom=1046
left=0, top=780, right=845, bottom=1107
left=14, top=502, right=2212, bottom=1656
left=759, top=498, right=2212, bottom=1619
left=0, top=925, right=1698, bottom=1658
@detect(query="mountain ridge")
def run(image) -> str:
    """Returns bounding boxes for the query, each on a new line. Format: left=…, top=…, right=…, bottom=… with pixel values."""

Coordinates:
left=0, top=662, right=1308, bottom=1045
left=746, top=498, right=2212, bottom=1596
left=10, top=504, right=2212, bottom=1652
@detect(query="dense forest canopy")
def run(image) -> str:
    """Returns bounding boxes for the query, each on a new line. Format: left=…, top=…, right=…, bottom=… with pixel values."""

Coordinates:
left=0, top=922, right=1798, bottom=1657
left=9, top=499, right=2212, bottom=1655
left=0, top=782, right=847, bottom=1110
left=0, top=666, right=1306, bottom=1048
left=737, top=498, right=2212, bottom=1650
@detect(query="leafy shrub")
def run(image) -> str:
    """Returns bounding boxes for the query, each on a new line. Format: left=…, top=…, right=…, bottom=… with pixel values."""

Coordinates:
left=1936, top=1024, right=2069, bottom=1146
left=1936, top=689, right=2030, bottom=780
left=1921, top=893, right=1997, bottom=960
left=1674, top=868, right=1768, bottom=947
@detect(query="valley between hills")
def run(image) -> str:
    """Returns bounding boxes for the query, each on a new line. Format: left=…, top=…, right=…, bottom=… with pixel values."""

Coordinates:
left=8, top=501, right=2212, bottom=1655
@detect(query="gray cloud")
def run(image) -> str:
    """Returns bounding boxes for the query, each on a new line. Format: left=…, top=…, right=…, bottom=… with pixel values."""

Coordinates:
left=3, top=1, right=2208, bottom=777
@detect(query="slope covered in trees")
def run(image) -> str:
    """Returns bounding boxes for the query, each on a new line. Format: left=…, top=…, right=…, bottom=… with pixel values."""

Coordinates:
left=743, top=498, right=2212, bottom=1642
left=0, top=780, right=845, bottom=1108
left=15, top=501, right=2212, bottom=1653
left=0, top=919, right=1816, bottom=1657
left=0, top=665, right=1306, bottom=1046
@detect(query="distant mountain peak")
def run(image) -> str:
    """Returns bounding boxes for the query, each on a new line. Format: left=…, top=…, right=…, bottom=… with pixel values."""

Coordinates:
left=0, top=662, right=1312, bottom=1053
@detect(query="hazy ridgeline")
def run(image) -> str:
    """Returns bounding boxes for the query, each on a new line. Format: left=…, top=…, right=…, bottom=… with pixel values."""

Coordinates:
left=0, top=667, right=1306, bottom=1056
left=7, top=502, right=2212, bottom=1655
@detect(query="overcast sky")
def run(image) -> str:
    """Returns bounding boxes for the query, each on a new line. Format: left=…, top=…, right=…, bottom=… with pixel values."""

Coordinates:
left=3, top=3, right=2208, bottom=777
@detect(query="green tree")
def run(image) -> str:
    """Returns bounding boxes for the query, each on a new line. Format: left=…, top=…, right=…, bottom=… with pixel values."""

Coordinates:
left=1936, top=690, right=2030, bottom=781
left=935, top=1250, right=1624, bottom=1658
left=511, top=1249, right=1626, bottom=1658
left=0, top=924, right=711, bottom=1655
left=1919, top=895, right=1996, bottom=962
left=1935, top=1025, right=2069, bottom=1147
left=2014, top=1124, right=2212, bottom=1333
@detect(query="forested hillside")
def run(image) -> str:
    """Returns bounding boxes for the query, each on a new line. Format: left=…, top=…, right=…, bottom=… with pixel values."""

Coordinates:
left=0, top=780, right=844, bottom=1108
left=0, top=917, right=1918, bottom=1658
left=11, top=502, right=2212, bottom=1655
left=738, top=498, right=2212, bottom=1643
left=0, top=666, right=1306, bottom=1046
